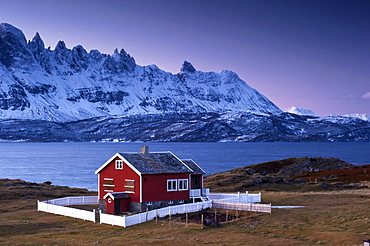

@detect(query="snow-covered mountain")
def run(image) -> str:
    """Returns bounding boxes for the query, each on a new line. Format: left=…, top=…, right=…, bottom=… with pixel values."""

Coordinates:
left=284, top=106, right=318, bottom=117
left=0, top=23, right=281, bottom=122
left=343, top=114, right=370, bottom=122
left=0, top=23, right=369, bottom=142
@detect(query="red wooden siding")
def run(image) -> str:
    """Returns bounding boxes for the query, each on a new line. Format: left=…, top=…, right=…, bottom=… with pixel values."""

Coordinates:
left=142, top=173, right=190, bottom=202
left=105, top=197, right=115, bottom=214
left=98, top=157, right=140, bottom=202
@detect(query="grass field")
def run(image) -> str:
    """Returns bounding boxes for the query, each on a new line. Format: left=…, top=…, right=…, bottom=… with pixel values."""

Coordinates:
left=1, top=179, right=369, bottom=245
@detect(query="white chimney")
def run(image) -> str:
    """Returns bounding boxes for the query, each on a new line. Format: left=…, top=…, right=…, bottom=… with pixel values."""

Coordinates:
left=140, top=146, right=149, bottom=157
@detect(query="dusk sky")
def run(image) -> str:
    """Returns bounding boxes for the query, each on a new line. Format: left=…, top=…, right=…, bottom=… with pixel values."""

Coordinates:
left=1, top=0, right=369, bottom=116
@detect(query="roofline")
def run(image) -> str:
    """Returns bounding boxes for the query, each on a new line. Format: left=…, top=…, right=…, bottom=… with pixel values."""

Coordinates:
left=168, top=151, right=194, bottom=173
left=95, top=151, right=196, bottom=175
left=182, top=158, right=206, bottom=174
left=103, top=193, right=114, bottom=200
left=103, top=192, right=128, bottom=200
left=95, top=153, right=142, bottom=176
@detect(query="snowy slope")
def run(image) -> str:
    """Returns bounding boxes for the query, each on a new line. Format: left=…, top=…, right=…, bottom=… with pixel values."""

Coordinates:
left=0, top=23, right=281, bottom=122
left=284, top=106, right=318, bottom=117
left=343, top=114, right=370, bottom=122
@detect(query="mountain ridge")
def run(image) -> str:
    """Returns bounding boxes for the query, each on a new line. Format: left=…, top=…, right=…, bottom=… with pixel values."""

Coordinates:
left=0, top=23, right=281, bottom=122
left=0, top=23, right=369, bottom=142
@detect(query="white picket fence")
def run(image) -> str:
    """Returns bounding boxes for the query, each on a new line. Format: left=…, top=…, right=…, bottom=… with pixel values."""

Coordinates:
left=208, top=191, right=261, bottom=203
left=37, top=196, right=99, bottom=222
left=100, top=201, right=212, bottom=227
left=37, top=194, right=270, bottom=228
left=40, top=196, right=99, bottom=206
left=212, top=201, right=271, bottom=214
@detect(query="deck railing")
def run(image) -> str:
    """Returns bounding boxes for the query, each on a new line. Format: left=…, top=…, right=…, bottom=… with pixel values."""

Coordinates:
left=208, top=192, right=261, bottom=203
left=212, top=200, right=271, bottom=214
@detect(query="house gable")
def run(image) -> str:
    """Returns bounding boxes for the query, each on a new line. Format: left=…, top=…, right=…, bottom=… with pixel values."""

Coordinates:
left=95, top=153, right=141, bottom=176
left=97, top=155, right=141, bottom=201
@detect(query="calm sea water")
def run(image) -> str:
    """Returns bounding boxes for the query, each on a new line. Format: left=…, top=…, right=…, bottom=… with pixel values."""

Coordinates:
left=0, top=142, right=369, bottom=191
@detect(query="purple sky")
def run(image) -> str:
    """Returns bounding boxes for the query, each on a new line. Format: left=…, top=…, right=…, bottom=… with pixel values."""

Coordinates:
left=1, top=0, right=369, bottom=116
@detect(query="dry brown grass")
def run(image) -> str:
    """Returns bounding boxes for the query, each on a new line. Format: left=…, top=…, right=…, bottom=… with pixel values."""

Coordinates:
left=1, top=178, right=370, bottom=245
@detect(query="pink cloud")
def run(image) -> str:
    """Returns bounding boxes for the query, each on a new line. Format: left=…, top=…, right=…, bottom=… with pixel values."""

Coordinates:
left=362, top=92, right=370, bottom=99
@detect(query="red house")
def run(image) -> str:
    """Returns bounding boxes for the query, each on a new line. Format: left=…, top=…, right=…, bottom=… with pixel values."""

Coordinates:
left=95, top=146, right=206, bottom=214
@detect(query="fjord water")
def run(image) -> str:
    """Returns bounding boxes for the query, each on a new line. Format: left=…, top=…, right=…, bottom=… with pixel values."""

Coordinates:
left=0, top=142, right=369, bottom=191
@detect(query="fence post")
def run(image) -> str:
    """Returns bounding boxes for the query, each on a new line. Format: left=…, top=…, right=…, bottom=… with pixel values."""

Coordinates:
left=201, top=214, right=204, bottom=229
left=123, top=215, right=126, bottom=228
left=186, top=212, right=188, bottom=227
left=99, top=210, right=102, bottom=224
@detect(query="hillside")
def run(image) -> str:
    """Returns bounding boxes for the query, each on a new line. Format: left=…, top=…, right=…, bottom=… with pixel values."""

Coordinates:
left=1, top=177, right=370, bottom=245
left=204, top=157, right=370, bottom=192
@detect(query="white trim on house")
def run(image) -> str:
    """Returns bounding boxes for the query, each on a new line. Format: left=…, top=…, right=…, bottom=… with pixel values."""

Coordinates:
left=168, top=151, right=193, bottom=173
left=178, top=179, right=188, bottom=191
left=167, top=179, right=177, bottom=191
left=103, top=178, right=115, bottom=192
left=97, top=173, right=100, bottom=197
left=140, top=175, right=143, bottom=203
left=115, top=160, right=123, bottom=169
left=95, top=153, right=142, bottom=176
left=124, top=179, right=135, bottom=193
left=182, top=158, right=206, bottom=174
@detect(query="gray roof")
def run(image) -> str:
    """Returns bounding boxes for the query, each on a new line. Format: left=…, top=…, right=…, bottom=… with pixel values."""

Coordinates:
left=120, top=152, right=193, bottom=174
left=182, top=159, right=206, bottom=175
left=105, top=192, right=130, bottom=199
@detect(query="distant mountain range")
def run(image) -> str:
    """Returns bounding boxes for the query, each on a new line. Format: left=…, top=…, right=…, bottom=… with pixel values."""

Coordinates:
left=0, top=23, right=369, bottom=142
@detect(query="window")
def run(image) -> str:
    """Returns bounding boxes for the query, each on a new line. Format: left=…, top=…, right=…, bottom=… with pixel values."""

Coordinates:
left=167, top=179, right=177, bottom=191
left=178, top=179, right=188, bottom=191
left=103, top=178, right=114, bottom=192
left=168, top=200, right=174, bottom=205
left=124, top=179, right=135, bottom=193
left=179, top=200, right=184, bottom=204
left=116, top=160, right=123, bottom=169
left=146, top=202, right=153, bottom=206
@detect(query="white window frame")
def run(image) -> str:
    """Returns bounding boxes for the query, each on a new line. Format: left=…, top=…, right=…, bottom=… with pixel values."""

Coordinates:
left=115, top=160, right=123, bottom=169
left=103, top=178, right=114, bottom=192
left=146, top=202, right=153, bottom=206
left=178, top=179, right=188, bottom=191
left=124, top=179, right=135, bottom=193
left=167, top=179, right=177, bottom=191
left=178, top=200, right=184, bottom=204
left=168, top=200, right=174, bottom=205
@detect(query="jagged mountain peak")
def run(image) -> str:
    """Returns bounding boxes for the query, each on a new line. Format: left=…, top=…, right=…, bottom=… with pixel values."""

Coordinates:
left=180, top=60, right=196, bottom=73
left=0, top=23, right=27, bottom=46
left=55, top=40, right=68, bottom=51
left=0, top=23, right=282, bottom=122
left=29, top=32, right=45, bottom=53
